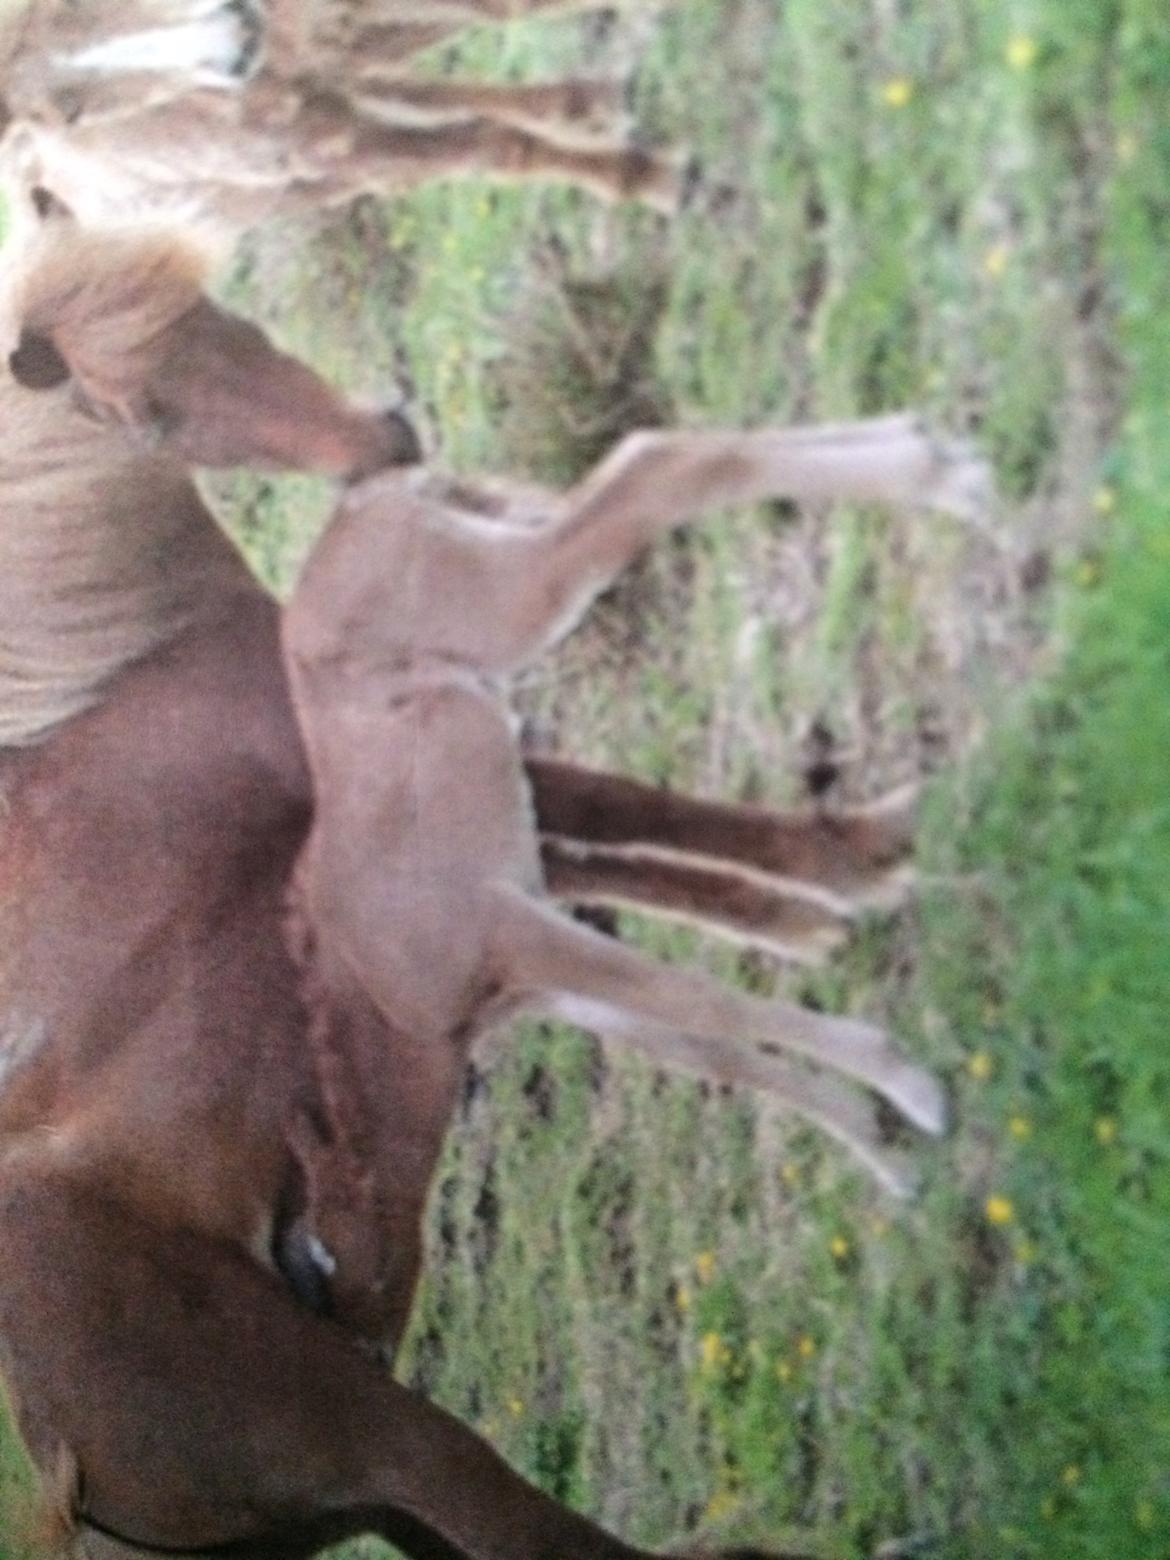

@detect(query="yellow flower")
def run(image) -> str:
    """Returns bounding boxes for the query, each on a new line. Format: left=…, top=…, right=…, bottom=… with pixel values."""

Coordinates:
left=967, top=1050, right=994, bottom=1081
left=781, top=1162, right=801, bottom=1188
left=1094, top=1116, right=1118, bottom=1146
left=881, top=78, right=913, bottom=109
left=1092, top=486, right=1117, bottom=514
left=982, top=244, right=1010, bottom=279
left=1007, top=35, right=1038, bottom=70
left=797, top=1335, right=817, bottom=1359
left=1009, top=1114, right=1033, bottom=1141
left=676, top=1283, right=692, bottom=1313
left=986, top=1196, right=1014, bottom=1226
left=508, top=1397, right=524, bottom=1419
left=829, top=1235, right=851, bottom=1260
left=701, top=1331, right=723, bottom=1371
left=1062, top=1464, right=1082, bottom=1487
left=704, top=1488, right=739, bottom=1522
left=775, top=1359, right=793, bottom=1383
left=694, top=1250, right=717, bottom=1284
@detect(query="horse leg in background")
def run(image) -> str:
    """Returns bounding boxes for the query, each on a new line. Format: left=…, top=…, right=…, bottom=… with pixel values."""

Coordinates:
left=529, top=759, right=919, bottom=906
left=351, top=76, right=625, bottom=139
left=275, top=84, right=680, bottom=212
left=538, top=833, right=859, bottom=963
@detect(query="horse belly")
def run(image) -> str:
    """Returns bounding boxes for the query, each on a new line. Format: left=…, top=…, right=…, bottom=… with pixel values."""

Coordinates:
left=301, top=684, right=540, bottom=1037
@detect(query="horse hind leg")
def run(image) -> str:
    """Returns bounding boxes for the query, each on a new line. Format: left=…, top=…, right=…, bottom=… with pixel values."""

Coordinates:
left=437, top=416, right=986, bottom=679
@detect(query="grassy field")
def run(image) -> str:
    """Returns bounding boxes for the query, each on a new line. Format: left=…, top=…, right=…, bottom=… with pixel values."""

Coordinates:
left=3, top=1, right=1170, bottom=1558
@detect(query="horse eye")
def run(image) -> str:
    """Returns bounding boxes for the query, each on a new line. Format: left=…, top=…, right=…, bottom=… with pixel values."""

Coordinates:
left=9, top=330, right=70, bottom=391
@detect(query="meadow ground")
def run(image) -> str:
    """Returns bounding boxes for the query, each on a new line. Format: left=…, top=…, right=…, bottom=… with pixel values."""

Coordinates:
left=3, top=1, right=1170, bottom=1558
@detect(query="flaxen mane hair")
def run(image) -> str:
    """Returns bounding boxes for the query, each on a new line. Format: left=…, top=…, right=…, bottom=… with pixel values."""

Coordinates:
left=0, top=223, right=250, bottom=748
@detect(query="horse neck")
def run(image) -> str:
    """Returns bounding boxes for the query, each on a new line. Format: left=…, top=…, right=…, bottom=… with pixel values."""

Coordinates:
left=0, top=384, right=259, bottom=749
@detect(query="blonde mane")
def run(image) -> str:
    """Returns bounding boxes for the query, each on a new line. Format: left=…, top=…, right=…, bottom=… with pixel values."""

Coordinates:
left=0, top=221, right=255, bottom=748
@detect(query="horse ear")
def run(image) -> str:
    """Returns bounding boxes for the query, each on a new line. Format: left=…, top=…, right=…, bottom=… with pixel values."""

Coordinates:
left=9, top=328, right=70, bottom=390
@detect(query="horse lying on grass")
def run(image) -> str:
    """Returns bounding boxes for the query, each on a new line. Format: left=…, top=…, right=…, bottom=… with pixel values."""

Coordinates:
left=0, top=214, right=982, bottom=1559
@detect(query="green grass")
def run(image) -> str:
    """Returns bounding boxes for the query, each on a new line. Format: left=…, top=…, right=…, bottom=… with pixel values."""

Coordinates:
left=4, top=1, right=1170, bottom=1558
left=384, top=5, right=1170, bottom=1556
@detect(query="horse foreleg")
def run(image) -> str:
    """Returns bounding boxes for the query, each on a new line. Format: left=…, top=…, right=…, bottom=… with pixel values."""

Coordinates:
left=489, top=887, right=946, bottom=1137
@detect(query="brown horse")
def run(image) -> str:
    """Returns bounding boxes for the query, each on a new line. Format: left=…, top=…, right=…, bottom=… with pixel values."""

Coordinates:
left=0, top=0, right=682, bottom=240
left=0, top=216, right=977, bottom=1559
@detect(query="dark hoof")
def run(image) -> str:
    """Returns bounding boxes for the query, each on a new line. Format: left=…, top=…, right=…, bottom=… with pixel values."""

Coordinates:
left=225, top=0, right=267, bottom=81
